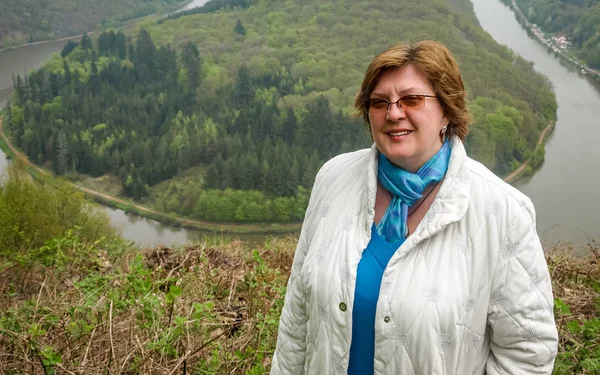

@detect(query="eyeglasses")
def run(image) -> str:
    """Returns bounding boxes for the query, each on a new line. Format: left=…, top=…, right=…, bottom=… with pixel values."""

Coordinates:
left=364, top=94, right=438, bottom=114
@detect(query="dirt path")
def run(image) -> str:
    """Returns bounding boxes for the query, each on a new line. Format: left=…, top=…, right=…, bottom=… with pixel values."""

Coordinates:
left=0, top=12, right=157, bottom=53
left=0, top=34, right=91, bottom=54
left=0, top=116, right=301, bottom=233
left=0, top=0, right=198, bottom=54
left=503, top=121, right=554, bottom=183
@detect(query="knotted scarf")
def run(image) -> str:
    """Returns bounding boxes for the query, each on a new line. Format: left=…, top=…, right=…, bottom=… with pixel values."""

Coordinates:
left=376, top=140, right=451, bottom=244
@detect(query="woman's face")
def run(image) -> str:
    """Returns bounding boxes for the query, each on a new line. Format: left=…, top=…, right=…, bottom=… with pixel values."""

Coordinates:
left=368, top=64, right=449, bottom=172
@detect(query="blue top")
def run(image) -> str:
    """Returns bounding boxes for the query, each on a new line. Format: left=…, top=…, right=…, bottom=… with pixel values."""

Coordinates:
left=348, top=225, right=403, bottom=375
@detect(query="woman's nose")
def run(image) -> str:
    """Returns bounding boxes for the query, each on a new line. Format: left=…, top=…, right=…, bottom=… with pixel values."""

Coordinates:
left=386, top=102, right=407, bottom=121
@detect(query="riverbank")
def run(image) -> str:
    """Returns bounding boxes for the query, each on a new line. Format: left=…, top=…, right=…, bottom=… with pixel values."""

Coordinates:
left=0, top=0, right=195, bottom=54
left=0, top=34, right=93, bottom=54
left=0, top=115, right=302, bottom=235
left=503, top=120, right=555, bottom=184
left=0, top=14, right=157, bottom=54
left=502, top=0, right=600, bottom=82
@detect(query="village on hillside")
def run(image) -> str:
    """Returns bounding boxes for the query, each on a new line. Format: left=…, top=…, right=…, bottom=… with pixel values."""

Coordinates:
left=509, top=0, right=597, bottom=76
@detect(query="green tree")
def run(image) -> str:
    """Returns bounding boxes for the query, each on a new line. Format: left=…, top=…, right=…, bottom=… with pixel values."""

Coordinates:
left=61, top=41, right=79, bottom=57
left=135, top=28, right=157, bottom=81
left=181, top=41, right=201, bottom=94
left=56, top=131, right=69, bottom=175
left=62, top=60, right=71, bottom=84
left=80, top=32, right=92, bottom=50
left=116, top=30, right=127, bottom=60
left=235, top=65, right=254, bottom=108
left=234, top=19, right=247, bottom=36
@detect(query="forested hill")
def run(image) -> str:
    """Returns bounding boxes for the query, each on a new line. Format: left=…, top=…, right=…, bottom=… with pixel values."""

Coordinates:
left=509, top=0, right=600, bottom=69
left=0, top=0, right=183, bottom=48
left=5, top=0, right=557, bottom=223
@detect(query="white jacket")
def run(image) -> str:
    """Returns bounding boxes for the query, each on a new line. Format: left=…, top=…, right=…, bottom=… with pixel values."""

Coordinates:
left=271, top=138, right=558, bottom=375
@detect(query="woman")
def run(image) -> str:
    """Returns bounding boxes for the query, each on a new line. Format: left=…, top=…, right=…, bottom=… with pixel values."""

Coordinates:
left=271, top=40, right=558, bottom=375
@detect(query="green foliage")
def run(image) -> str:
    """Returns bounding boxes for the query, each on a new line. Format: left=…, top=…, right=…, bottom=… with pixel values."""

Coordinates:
left=466, top=97, right=537, bottom=174
left=554, top=313, right=600, bottom=374
left=0, top=164, right=115, bottom=257
left=39, top=346, right=62, bottom=374
left=554, top=298, right=572, bottom=316
left=194, top=187, right=309, bottom=222
left=529, top=143, right=545, bottom=171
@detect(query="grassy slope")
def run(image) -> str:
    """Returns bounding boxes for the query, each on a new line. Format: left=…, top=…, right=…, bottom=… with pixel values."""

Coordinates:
left=0, top=236, right=598, bottom=373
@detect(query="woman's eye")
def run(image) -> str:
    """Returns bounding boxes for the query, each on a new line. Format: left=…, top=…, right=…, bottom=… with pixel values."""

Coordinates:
left=370, top=99, right=388, bottom=108
left=400, top=95, right=422, bottom=107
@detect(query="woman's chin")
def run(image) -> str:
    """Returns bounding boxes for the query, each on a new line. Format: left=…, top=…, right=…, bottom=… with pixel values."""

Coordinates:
left=378, top=143, right=410, bottom=160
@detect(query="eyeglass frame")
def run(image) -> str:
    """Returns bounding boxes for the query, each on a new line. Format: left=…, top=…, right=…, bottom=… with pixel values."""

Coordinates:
left=364, top=94, right=439, bottom=114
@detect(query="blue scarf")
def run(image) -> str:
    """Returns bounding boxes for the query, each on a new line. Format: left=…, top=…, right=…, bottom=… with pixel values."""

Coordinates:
left=376, top=141, right=451, bottom=244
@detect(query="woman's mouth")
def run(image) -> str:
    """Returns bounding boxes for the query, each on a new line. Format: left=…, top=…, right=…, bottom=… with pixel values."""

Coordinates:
left=388, top=130, right=412, bottom=136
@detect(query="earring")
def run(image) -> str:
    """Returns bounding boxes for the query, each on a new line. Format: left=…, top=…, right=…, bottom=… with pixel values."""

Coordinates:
left=440, top=125, right=448, bottom=142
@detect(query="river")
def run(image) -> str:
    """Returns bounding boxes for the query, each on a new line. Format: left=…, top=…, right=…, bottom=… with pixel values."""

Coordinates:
left=173, top=0, right=213, bottom=12
left=0, top=0, right=598, bottom=247
left=472, top=0, right=600, bottom=245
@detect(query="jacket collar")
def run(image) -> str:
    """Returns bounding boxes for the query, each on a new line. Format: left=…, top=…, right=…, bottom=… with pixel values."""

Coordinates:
left=364, top=137, right=471, bottom=247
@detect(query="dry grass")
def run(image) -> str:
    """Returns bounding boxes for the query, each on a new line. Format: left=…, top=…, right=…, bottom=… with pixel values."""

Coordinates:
left=546, top=242, right=600, bottom=373
left=0, top=236, right=296, bottom=374
left=77, top=174, right=124, bottom=197
left=1, top=236, right=599, bottom=374
left=550, top=243, right=600, bottom=320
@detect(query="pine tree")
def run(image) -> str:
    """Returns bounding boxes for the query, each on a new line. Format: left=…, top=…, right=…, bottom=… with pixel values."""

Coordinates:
left=116, top=31, right=127, bottom=60
left=61, top=41, right=79, bottom=57
left=127, top=37, right=135, bottom=61
left=134, top=28, right=156, bottom=82
left=13, top=75, right=25, bottom=105
left=300, top=96, right=333, bottom=159
left=22, top=73, right=32, bottom=102
left=90, top=50, right=98, bottom=76
left=235, top=65, right=254, bottom=108
left=80, top=32, right=92, bottom=50
left=56, top=131, right=69, bottom=174
left=62, top=60, right=71, bottom=84
left=204, top=162, right=220, bottom=189
left=181, top=41, right=201, bottom=93
left=234, top=19, right=247, bottom=36
left=282, top=107, right=297, bottom=144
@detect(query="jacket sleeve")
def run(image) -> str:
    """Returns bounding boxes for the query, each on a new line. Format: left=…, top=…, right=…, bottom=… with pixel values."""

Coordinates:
left=486, top=201, right=558, bottom=374
left=270, top=167, right=326, bottom=375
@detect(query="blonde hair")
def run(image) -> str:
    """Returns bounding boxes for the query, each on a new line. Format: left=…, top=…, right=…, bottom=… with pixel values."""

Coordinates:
left=355, top=40, right=471, bottom=141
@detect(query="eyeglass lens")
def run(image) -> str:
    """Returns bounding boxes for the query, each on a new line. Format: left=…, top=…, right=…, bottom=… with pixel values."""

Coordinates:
left=367, top=95, right=426, bottom=113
